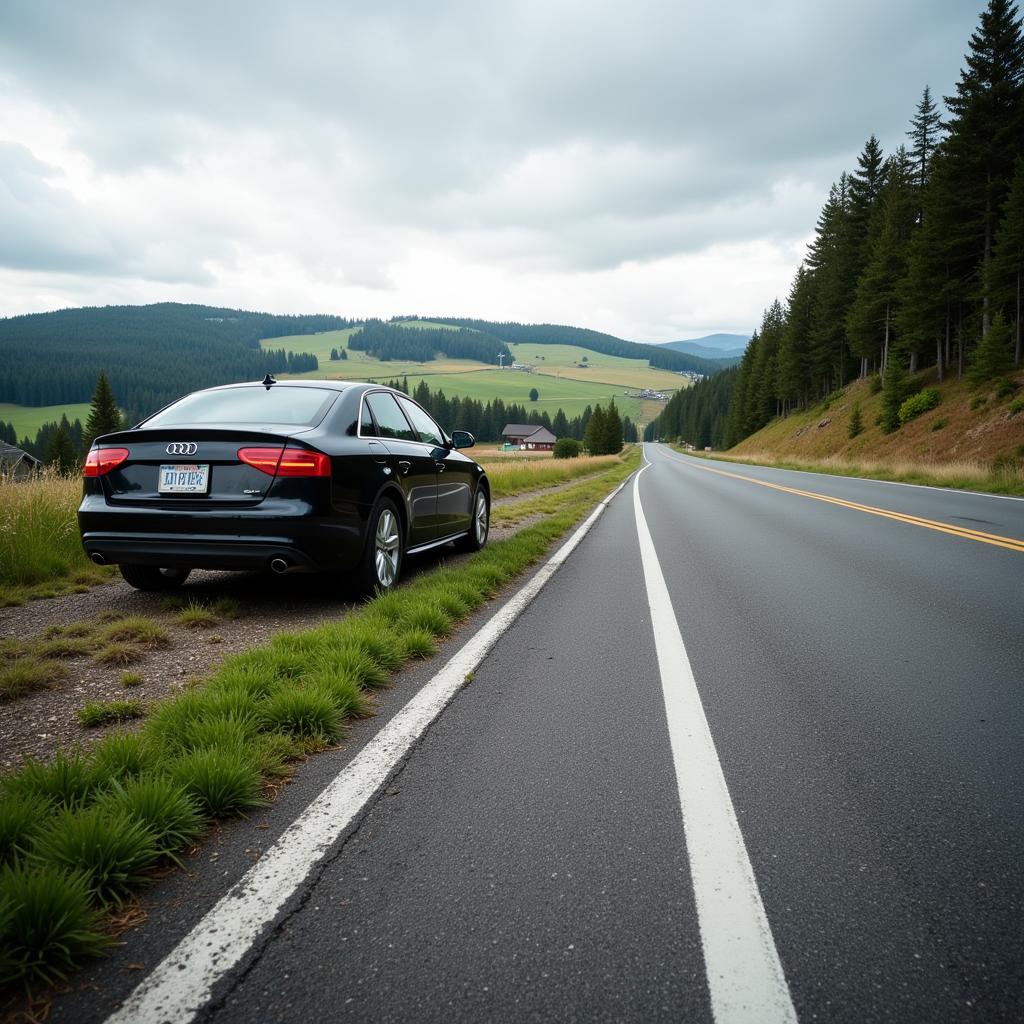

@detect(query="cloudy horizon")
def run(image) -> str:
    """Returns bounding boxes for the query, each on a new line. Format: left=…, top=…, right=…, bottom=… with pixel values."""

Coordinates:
left=0, top=0, right=982, bottom=342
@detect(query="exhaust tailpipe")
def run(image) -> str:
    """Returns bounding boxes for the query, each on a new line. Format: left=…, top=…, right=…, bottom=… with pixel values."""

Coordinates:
left=269, top=557, right=289, bottom=575
left=91, top=552, right=106, bottom=565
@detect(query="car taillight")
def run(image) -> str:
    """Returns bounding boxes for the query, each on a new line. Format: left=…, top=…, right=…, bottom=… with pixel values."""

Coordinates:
left=237, top=447, right=330, bottom=477
left=83, top=447, right=130, bottom=477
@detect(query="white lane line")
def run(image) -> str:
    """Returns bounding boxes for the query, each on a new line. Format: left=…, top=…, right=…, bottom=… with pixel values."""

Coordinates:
left=634, top=461, right=798, bottom=1024
left=106, top=476, right=633, bottom=1024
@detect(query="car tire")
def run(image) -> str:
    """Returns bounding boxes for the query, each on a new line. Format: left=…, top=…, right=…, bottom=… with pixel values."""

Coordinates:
left=119, top=564, right=192, bottom=591
left=458, top=487, right=489, bottom=552
left=360, top=498, right=403, bottom=594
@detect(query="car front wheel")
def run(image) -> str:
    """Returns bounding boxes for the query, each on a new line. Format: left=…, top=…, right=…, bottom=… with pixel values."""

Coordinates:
left=360, top=498, right=403, bottom=594
left=120, top=565, right=191, bottom=591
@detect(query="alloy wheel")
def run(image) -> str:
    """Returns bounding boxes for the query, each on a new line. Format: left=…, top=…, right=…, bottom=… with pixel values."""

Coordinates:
left=374, top=508, right=400, bottom=587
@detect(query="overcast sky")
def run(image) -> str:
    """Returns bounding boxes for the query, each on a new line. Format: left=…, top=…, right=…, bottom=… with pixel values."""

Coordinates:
left=0, top=0, right=984, bottom=341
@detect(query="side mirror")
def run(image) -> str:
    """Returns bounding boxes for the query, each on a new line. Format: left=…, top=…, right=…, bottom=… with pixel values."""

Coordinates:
left=450, top=430, right=475, bottom=449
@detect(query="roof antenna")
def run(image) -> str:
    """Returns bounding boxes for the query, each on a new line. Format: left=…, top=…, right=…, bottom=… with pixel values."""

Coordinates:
left=262, top=374, right=276, bottom=389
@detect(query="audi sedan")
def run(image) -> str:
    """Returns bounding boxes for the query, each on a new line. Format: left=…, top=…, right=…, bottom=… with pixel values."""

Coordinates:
left=78, top=379, right=490, bottom=593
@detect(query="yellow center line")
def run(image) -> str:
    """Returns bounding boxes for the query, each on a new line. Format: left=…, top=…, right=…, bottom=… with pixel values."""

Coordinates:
left=666, top=453, right=1024, bottom=554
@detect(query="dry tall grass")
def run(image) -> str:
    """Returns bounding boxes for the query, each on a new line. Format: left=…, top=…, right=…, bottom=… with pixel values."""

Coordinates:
left=709, top=449, right=1024, bottom=495
left=0, top=469, right=96, bottom=587
left=478, top=453, right=626, bottom=498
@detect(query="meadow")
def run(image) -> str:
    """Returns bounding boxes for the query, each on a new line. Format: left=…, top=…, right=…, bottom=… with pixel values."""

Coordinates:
left=0, top=402, right=92, bottom=438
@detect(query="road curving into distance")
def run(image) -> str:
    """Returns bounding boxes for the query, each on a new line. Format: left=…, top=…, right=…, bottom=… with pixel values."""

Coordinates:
left=56, top=442, right=1023, bottom=1024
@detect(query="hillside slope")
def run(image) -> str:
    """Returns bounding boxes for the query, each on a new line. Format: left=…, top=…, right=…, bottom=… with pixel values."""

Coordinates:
left=729, top=371, right=1024, bottom=470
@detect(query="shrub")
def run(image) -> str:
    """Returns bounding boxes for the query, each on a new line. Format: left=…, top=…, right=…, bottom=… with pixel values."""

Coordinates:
left=169, top=748, right=264, bottom=817
left=970, top=394, right=987, bottom=410
left=995, top=377, right=1018, bottom=400
left=968, top=312, right=1014, bottom=387
left=1010, top=398, right=1024, bottom=415
left=31, top=806, right=159, bottom=904
left=898, top=388, right=941, bottom=425
left=931, top=417, right=949, bottom=431
left=77, top=698, right=146, bottom=728
left=868, top=373, right=883, bottom=394
left=0, top=864, right=111, bottom=988
left=553, top=438, right=582, bottom=459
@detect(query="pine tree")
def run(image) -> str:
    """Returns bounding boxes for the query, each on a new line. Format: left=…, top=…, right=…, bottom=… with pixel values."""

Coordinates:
left=602, top=399, right=624, bottom=454
left=848, top=402, right=864, bottom=438
left=879, top=358, right=909, bottom=434
left=47, top=423, right=78, bottom=474
left=583, top=404, right=607, bottom=454
left=941, top=0, right=1024, bottom=337
left=777, top=266, right=815, bottom=411
left=83, top=372, right=122, bottom=451
left=988, top=156, right=1024, bottom=361
left=529, top=387, right=539, bottom=402
left=906, top=86, right=942, bottom=214
left=552, top=409, right=569, bottom=438
left=968, top=311, right=1015, bottom=384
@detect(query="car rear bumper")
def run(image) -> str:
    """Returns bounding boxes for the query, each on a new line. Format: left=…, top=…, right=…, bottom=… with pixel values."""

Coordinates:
left=78, top=496, right=366, bottom=573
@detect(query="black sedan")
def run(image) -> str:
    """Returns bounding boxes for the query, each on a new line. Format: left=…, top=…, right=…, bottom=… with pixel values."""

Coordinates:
left=78, top=379, right=490, bottom=593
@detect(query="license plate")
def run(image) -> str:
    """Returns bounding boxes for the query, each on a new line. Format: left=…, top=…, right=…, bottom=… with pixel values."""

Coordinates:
left=159, top=463, right=210, bottom=494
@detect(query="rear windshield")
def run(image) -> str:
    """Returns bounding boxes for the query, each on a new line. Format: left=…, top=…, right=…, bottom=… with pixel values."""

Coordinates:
left=144, top=387, right=339, bottom=428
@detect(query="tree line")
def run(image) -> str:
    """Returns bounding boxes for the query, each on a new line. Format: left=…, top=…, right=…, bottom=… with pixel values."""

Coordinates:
left=347, top=321, right=513, bottom=365
left=378, top=377, right=638, bottom=447
left=653, top=0, right=1024, bottom=449
left=643, top=367, right=738, bottom=448
left=427, top=317, right=728, bottom=376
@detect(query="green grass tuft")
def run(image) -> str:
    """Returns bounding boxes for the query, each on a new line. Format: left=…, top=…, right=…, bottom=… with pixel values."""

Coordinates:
left=260, top=685, right=344, bottom=741
left=3, top=751, right=98, bottom=809
left=0, top=659, right=66, bottom=701
left=93, top=641, right=145, bottom=665
left=30, top=806, right=160, bottom=905
left=175, top=602, right=219, bottom=629
left=168, top=748, right=265, bottom=817
left=97, top=616, right=169, bottom=648
left=90, top=731, right=158, bottom=784
left=120, top=670, right=143, bottom=688
left=0, top=863, right=112, bottom=988
left=212, top=597, right=243, bottom=619
left=0, top=794, right=52, bottom=867
left=99, top=777, right=205, bottom=861
left=400, top=627, right=438, bottom=659
left=77, top=698, right=147, bottom=728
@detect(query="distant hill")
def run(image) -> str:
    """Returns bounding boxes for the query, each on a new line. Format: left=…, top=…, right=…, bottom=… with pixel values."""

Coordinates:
left=0, top=303, right=348, bottom=420
left=655, top=334, right=749, bottom=361
left=427, top=318, right=727, bottom=376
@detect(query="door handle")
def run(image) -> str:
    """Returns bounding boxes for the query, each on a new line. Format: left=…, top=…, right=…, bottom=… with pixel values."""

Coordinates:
left=435, top=462, right=446, bottom=472
left=398, top=460, right=411, bottom=475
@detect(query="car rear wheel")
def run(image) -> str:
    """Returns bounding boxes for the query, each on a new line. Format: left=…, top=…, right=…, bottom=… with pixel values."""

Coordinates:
left=458, top=487, right=489, bottom=552
left=360, top=498, right=403, bottom=594
left=119, top=564, right=192, bottom=591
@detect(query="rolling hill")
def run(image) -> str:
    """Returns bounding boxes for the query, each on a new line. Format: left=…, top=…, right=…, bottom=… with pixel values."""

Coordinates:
left=655, top=334, right=748, bottom=361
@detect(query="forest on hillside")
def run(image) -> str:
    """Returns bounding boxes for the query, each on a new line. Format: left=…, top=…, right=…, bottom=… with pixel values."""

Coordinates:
left=427, top=317, right=727, bottom=376
left=650, top=0, right=1024, bottom=449
left=0, top=303, right=336, bottom=420
left=348, top=321, right=513, bottom=364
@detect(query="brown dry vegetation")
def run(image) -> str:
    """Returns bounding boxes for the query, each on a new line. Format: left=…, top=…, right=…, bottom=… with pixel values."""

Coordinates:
left=727, top=370, right=1024, bottom=491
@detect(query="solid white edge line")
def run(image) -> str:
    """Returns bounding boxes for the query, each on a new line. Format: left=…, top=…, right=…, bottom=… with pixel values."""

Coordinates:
left=105, top=474, right=634, bottom=1024
left=634, top=458, right=798, bottom=1024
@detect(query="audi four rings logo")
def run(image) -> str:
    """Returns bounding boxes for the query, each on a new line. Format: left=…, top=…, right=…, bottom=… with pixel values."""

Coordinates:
left=166, top=442, right=199, bottom=456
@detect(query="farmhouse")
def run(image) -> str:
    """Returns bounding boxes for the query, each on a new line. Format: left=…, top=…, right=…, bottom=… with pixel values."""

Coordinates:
left=0, top=442, right=42, bottom=479
left=501, top=424, right=558, bottom=451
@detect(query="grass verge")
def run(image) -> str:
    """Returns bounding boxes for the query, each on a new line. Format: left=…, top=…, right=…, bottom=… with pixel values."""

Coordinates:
left=0, top=449, right=638, bottom=992
left=481, top=451, right=629, bottom=498
left=678, top=446, right=1024, bottom=497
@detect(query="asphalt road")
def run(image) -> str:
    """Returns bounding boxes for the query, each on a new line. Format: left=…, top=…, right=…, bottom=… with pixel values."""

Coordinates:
left=60, top=444, right=1024, bottom=1023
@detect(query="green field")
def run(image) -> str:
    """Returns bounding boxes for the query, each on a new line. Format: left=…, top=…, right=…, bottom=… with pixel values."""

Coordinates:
left=0, top=402, right=92, bottom=438
left=260, top=320, right=683, bottom=424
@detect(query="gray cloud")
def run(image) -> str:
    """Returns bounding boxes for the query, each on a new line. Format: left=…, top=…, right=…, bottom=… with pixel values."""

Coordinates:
left=0, top=0, right=988, bottom=328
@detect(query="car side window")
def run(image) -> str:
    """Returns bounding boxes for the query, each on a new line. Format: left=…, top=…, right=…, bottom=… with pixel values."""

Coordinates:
left=365, top=392, right=416, bottom=442
left=397, top=397, right=444, bottom=447
left=359, top=399, right=377, bottom=437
